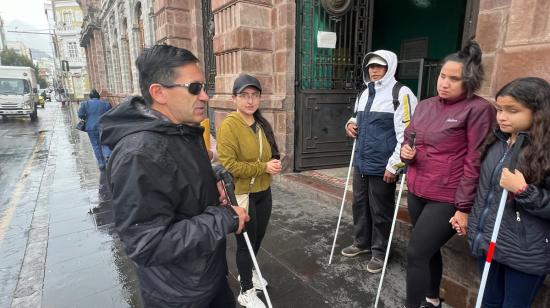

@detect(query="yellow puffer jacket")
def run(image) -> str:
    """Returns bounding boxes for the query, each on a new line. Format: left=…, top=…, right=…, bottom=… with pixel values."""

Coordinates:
left=217, top=111, right=272, bottom=194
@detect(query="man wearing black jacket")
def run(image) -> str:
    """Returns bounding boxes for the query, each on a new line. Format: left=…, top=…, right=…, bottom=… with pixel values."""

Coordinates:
left=100, top=45, right=248, bottom=307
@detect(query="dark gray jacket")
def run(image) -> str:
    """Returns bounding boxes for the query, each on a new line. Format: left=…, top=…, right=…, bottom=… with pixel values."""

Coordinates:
left=468, top=130, right=550, bottom=275
left=100, top=97, right=238, bottom=305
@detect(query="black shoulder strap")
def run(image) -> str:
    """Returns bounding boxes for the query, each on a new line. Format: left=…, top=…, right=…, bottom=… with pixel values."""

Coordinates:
left=392, top=82, right=404, bottom=111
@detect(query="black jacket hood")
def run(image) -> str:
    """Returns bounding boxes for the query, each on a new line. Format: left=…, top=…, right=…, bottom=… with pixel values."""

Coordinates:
left=100, top=96, right=204, bottom=148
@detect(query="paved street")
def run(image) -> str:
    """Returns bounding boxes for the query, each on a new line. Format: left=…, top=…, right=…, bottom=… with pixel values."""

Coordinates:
left=0, top=100, right=410, bottom=308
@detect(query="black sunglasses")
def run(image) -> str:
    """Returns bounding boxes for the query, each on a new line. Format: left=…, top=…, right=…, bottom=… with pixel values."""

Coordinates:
left=159, top=82, right=206, bottom=95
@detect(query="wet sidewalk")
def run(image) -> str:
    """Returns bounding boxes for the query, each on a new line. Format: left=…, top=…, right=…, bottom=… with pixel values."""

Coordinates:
left=11, top=102, right=142, bottom=308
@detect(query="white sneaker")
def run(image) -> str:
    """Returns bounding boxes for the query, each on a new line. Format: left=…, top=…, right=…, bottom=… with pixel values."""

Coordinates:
left=238, top=270, right=269, bottom=291
left=238, top=288, right=267, bottom=308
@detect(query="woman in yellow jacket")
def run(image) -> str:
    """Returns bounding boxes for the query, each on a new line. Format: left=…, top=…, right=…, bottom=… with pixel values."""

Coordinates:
left=217, top=74, right=282, bottom=308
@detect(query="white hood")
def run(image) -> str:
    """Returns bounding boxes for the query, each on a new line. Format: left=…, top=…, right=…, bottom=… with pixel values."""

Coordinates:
left=362, top=50, right=398, bottom=86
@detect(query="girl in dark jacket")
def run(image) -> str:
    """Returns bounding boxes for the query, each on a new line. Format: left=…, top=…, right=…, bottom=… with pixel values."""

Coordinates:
left=468, top=77, right=550, bottom=307
left=400, top=41, right=496, bottom=308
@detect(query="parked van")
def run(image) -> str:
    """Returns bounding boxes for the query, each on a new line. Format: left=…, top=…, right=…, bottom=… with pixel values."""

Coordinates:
left=0, top=66, right=38, bottom=121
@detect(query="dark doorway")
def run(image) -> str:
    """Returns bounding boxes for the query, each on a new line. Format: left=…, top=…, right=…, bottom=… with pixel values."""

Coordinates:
left=295, top=0, right=373, bottom=171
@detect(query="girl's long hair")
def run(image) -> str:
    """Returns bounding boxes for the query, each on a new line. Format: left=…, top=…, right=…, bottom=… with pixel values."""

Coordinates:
left=254, top=110, right=280, bottom=159
left=480, top=77, right=550, bottom=185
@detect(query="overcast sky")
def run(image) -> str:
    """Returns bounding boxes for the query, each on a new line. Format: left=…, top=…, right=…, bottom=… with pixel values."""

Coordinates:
left=0, top=0, right=52, bottom=56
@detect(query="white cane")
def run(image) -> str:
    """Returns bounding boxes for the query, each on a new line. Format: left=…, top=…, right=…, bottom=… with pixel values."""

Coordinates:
left=214, top=166, right=273, bottom=308
left=328, top=139, right=356, bottom=265
left=243, top=232, right=273, bottom=308
left=374, top=131, right=415, bottom=307
left=374, top=173, right=406, bottom=308
left=475, top=132, right=527, bottom=308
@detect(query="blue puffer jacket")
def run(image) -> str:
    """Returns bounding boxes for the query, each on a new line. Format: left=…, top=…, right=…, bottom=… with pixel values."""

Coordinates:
left=468, top=130, right=550, bottom=275
left=349, top=50, right=417, bottom=176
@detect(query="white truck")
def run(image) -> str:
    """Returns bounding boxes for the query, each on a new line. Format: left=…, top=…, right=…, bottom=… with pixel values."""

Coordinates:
left=0, top=66, right=39, bottom=121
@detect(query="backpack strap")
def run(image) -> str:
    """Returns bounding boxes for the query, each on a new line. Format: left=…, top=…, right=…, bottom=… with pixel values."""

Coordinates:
left=392, top=82, right=404, bottom=111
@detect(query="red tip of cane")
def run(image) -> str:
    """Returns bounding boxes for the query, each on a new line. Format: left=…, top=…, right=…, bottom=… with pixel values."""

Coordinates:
left=486, top=242, right=496, bottom=263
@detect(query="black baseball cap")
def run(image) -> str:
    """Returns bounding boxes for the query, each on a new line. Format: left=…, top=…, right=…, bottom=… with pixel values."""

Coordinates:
left=232, top=74, right=262, bottom=95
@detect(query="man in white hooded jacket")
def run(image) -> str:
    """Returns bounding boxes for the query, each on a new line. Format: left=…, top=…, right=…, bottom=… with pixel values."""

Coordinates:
left=341, top=50, right=418, bottom=273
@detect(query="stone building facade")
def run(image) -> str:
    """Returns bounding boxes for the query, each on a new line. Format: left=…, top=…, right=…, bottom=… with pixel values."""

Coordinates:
left=47, top=0, right=90, bottom=99
left=78, top=1, right=550, bottom=306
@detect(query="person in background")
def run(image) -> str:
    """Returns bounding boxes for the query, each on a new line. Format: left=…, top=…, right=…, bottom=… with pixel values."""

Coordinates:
left=468, top=77, right=550, bottom=307
left=100, top=44, right=248, bottom=307
left=400, top=41, right=496, bottom=308
left=78, top=89, right=112, bottom=170
left=217, top=73, right=282, bottom=308
left=341, top=50, right=417, bottom=274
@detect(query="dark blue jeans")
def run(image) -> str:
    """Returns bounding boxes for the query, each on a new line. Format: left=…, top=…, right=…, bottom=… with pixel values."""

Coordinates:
left=87, top=130, right=111, bottom=169
left=478, top=258, right=545, bottom=307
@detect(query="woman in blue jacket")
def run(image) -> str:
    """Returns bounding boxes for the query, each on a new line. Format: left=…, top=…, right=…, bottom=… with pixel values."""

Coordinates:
left=78, top=89, right=112, bottom=170
left=468, top=77, right=550, bottom=307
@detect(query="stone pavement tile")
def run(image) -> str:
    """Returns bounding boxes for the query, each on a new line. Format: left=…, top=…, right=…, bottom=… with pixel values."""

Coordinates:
left=48, top=215, right=96, bottom=239
left=47, top=189, right=90, bottom=211
left=71, top=287, right=134, bottom=308
left=48, top=205, right=91, bottom=224
left=45, top=229, right=113, bottom=266
left=42, top=247, right=124, bottom=305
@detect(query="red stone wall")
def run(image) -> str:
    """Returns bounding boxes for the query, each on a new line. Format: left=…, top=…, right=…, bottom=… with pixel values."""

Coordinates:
left=477, top=0, right=550, bottom=98
left=153, top=0, right=204, bottom=60
left=209, top=0, right=296, bottom=170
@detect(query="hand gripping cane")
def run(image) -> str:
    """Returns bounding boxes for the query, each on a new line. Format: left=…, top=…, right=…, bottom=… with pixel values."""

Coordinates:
left=213, top=165, right=273, bottom=308
left=475, top=132, right=527, bottom=308
left=328, top=139, right=357, bottom=265
left=374, top=132, right=416, bottom=308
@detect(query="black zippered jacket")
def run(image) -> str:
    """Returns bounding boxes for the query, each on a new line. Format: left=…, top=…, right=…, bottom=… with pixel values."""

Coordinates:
left=100, top=96, right=238, bottom=304
left=468, top=130, right=550, bottom=275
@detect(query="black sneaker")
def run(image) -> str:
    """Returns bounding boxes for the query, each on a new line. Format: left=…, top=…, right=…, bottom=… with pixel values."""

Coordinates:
left=366, top=257, right=384, bottom=273
left=341, top=244, right=370, bottom=257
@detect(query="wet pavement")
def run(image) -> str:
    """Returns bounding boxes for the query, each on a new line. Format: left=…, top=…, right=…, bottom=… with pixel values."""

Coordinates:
left=0, top=101, right=412, bottom=308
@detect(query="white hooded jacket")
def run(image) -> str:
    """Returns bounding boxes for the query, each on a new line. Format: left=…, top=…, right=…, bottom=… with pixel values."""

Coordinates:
left=347, top=50, right=418, bottom=175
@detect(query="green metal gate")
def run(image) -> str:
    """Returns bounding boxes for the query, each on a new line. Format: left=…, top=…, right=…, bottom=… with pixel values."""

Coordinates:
left=295, top=0, right=373, bottom=170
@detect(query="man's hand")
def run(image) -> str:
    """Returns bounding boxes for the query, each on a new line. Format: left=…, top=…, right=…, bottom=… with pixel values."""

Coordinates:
left=400, top=144, right=416, bottom=160
left=383, top=170, right=397, bottom=183
left=449, top=211, right=468, bottom=236
left=232, top=206, right=249, bottom=234
left=500, top=168, right=527, bottom=193
left=266, top=159, right=282, bottom=175
left=345, top=122, right=357, bottom=138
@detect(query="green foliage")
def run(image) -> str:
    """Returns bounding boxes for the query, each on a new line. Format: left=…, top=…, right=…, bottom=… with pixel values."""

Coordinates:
left=1, top=48, right=50, bottom=88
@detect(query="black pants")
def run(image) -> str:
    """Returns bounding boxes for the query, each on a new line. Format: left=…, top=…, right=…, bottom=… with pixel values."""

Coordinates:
left=236, top=187, right=272, bottom=291
left=405, top=193, right=456, bottom=307
left=351, top=168, right=397, bottom=258
left=141, top=277, right=235, bottom=308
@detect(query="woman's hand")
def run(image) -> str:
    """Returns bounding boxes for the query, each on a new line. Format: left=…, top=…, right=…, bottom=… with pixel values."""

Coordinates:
left=400, top=144, right=416, bottom=160
left=449, top=211, right=468, bottom=236
left=266, top=159, right=282, bottom=175
left=500, top=168, right=527, bottom=193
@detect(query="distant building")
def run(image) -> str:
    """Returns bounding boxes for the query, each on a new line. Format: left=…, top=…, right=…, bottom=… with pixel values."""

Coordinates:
left=46, top=0, right=90, bottom=99
left=6, top=41, right=33, bottom=60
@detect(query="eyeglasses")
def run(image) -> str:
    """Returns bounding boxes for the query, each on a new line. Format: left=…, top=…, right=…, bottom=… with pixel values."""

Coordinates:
left=159, top=82, right=206, bottom=95
left=236, top=92, right=261, bottom=100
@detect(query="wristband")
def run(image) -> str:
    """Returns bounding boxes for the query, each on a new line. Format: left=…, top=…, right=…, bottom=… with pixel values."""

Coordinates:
left=515, top=184, right=529, bottom=195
